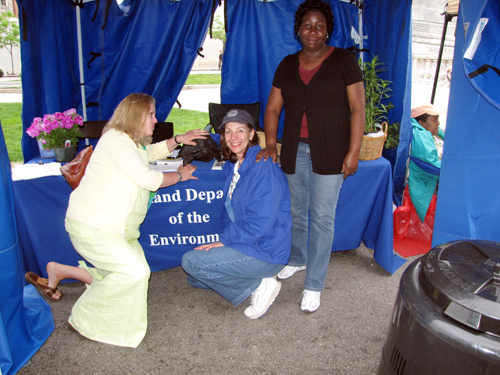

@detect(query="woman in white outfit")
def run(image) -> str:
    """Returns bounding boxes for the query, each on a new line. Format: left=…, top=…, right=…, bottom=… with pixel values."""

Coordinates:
left=25, top=93, right=207, bottom=347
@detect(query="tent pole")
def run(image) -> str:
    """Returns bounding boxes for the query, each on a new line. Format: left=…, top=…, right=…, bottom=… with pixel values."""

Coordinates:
left=358, top=5, right=364, bottom=64
left=431, top=14, right=453, bottom=104
left=76, top=4, right=87, bottom=121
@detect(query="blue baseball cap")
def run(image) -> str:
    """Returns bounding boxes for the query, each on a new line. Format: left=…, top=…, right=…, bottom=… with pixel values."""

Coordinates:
left=220, top=109, right=255, bottom=130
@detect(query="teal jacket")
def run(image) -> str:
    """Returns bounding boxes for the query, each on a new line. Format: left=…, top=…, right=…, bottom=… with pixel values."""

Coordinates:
left=408, top=118, right=445, bottom=222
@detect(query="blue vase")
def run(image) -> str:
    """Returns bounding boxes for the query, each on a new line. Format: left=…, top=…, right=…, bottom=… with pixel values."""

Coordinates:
left=37, top=140, right=55, bottom=159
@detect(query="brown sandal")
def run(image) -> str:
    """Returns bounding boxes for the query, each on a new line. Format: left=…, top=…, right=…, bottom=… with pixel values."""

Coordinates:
left=25, top=271, right=63, bottom=302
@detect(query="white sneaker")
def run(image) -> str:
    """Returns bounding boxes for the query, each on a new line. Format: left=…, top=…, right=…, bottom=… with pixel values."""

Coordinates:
left=277, top=265, right=306, bottom=280
left=244, top=277, right=281, bottom=319
left=301, top=290, right=321, bottom=312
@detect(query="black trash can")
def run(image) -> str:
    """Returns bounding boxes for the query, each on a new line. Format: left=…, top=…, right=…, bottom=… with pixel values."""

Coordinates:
left=377, top=240, right=500, bottom=375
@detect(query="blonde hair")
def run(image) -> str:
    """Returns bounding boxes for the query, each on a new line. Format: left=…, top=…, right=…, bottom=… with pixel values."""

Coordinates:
left=103, top=93, right=155, bottom=144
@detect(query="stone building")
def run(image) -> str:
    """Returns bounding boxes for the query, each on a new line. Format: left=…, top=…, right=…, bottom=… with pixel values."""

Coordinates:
left=412, top=0, right=457, bottom=125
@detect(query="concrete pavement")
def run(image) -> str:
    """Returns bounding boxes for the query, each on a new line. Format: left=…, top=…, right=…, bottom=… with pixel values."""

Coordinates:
left=0, top=74, right=219, bottom=112
left=176, top=86, right=220, bottom=113
left=0, top=76, right=22, bottom=103
left=18, top=246, right=418, bottom=374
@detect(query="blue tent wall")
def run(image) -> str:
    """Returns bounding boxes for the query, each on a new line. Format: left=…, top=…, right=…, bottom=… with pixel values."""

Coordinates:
left=365, top=0, right=413, bottom=205
left=17, top=0, right=215, bottom=162
left=433, top=0, right=500, bottom=246
left=7, top=0, right=415, bottom=369
left=220, top=0, right=361, bottom=140
left=17, top=0, right=412, bottom=200
left=221, top=0, right=412, bottom=199
left=16, top=0, right=79, bottom=162
left=0, top=122, right=54, bottom=375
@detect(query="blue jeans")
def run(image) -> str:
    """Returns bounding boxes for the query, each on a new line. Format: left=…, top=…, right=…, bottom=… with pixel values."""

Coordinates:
left=285, top=142, right=344, bottom=291
left=182, top=246, right=284, bottom=306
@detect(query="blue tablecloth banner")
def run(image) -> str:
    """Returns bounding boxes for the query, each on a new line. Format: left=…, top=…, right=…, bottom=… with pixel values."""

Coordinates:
left=13, top=158, right=405, bottom=283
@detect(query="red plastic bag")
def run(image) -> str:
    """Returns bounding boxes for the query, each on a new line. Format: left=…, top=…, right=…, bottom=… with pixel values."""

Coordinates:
left=393, top=186, right=437, bottom=257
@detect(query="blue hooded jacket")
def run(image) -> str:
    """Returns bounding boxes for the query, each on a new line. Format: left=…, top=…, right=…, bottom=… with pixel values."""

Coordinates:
left=409, top=118, right=445, bottom=222
left=220, top=145, right=292, bottom=265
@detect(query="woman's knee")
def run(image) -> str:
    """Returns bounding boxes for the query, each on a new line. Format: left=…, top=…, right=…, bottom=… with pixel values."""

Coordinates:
left=182, top=250, right=199, bottom=274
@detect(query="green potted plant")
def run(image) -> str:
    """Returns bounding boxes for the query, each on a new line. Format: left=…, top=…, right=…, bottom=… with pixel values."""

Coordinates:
left=359, top=56, right=394, bottom=134
left=358, top=56, right=394, bottom=160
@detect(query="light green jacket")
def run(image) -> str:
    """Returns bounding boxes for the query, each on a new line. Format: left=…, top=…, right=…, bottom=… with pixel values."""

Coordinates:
left=408, top=118, right=445, bottom=222
left=66, top=129, right=171, bottom=236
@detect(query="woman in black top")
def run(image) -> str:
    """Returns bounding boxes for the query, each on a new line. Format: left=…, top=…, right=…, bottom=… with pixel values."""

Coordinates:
left=256, top=0, right=365, bottom=313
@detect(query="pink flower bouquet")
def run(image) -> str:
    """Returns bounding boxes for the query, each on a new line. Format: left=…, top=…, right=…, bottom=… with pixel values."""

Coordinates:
left=26, top=109, right=84, bottom=150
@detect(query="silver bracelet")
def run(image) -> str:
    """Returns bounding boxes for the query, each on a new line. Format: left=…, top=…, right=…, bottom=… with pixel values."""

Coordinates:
left=176, top=171, right=182, bottom=182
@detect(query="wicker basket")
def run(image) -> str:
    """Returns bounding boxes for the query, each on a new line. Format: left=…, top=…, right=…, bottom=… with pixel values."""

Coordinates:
left=359, top=122, right=387, bottom=161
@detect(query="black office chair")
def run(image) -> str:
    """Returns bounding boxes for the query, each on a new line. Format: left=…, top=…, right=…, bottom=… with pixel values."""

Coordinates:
left=80, top=120, right=108, bottom=139
left=152, top=122, right=174, bottom=143
left=206, top=102, right=261, bottom=133
left=78, top=120, right=108, bottom=149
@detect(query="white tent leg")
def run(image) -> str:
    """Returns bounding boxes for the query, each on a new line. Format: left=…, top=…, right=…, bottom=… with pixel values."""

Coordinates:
left=358, top=5, right=364, bottom=64
left=76, top=4, right=87, bottom=122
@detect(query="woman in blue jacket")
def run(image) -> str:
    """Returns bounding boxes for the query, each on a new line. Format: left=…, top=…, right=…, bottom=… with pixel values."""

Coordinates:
left=409, top=103, right=445, bottom=222
left=182, top=109, right=292, bottom=319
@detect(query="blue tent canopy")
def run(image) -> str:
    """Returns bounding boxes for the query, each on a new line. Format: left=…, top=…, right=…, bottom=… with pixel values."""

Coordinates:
left=10, top=0, right=413, bottom=371
left=18, top=0, right=215, bottom=162
left=18, top=0, right=413, bottom=206
left=433, top=0, right=500, bottom=245
left=8, top=1, right=500, bottom=370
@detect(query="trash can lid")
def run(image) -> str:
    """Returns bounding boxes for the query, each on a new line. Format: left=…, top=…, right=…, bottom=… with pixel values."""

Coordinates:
left=421, top=240, right=500, bottom=336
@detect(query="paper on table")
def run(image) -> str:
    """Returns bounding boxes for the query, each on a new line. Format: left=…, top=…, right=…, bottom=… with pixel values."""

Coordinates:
left=12, top=162, right=62, bottom=181
left=156, top=157, right=182, bottom=165
left=212, top=159, right=225, bottom=170
left=150, top=159, right=183, bottom=172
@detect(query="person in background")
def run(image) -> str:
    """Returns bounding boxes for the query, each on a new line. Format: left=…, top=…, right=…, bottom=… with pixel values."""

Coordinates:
left=218, top=50, right=223, bottom=70
left=25, top=93, right=207, bottom=348
left=256, top=0, right=365, bottom=313
left=182, top=109, right=292, bottom=320
left=409, top=103, right=445, bottom=222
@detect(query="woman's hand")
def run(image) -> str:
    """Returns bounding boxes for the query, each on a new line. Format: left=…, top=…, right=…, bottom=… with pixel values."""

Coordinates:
left=341, top=151, right=359, bottom=179
left=160, top=163, right=198, bottom=188
left=256, top=146, right=278, bottom=163
left=178, top=163, right=198, bottom=181
left=194, top=241, right=224, bottom=251
left=177, top=129, right=208, bottom=146
left=167, top=129, right=208, bottom=152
